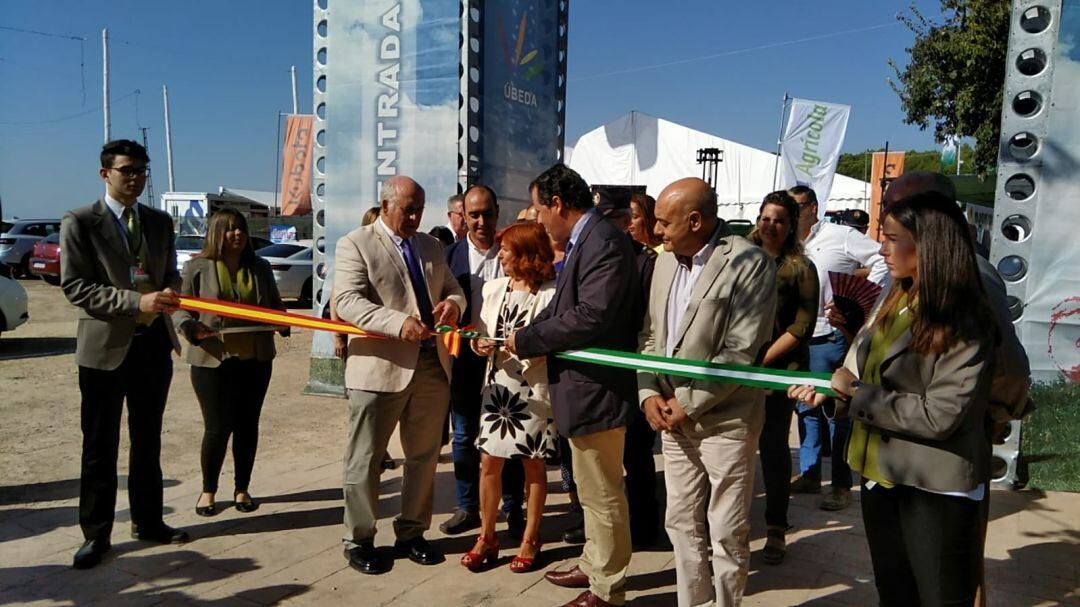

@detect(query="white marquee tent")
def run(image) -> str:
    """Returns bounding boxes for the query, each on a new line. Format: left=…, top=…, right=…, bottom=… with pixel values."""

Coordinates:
left=567, top=111, right=871, bottom=220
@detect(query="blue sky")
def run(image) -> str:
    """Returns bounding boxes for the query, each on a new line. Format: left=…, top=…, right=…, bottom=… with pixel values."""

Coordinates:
left=0, top=0, right=945, bottom=219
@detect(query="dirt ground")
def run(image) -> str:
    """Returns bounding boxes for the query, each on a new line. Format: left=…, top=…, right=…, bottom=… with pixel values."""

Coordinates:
left=0, top=280, right=342, bottom=496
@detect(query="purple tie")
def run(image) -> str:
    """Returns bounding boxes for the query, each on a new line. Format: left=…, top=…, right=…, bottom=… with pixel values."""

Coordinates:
left=400, top=238, right=436, bottom=332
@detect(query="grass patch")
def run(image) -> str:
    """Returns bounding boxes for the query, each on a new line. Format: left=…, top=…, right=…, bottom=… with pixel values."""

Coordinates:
left=1019, top=381, right=1080, bottom=492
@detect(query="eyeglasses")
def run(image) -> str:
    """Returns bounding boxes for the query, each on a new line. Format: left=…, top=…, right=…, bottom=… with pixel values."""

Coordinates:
left=795, top=201, right=815, bottom=209
left=109, top=166, right=148, bottom=177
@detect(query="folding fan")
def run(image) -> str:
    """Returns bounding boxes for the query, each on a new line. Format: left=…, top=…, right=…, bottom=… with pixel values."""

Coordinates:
left=828, top=271, right=882, bottom=335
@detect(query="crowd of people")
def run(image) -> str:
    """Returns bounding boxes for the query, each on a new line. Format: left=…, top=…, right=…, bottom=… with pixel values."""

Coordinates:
left=60, top=139, right=1031, bottom=607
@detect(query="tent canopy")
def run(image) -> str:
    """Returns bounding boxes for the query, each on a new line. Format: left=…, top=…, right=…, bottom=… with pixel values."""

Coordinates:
left=567, top=111, right=870, bottom=220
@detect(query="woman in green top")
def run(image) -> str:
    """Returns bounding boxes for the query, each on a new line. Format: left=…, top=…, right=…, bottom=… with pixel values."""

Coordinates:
left=748, top=190, right=819, bottom=564
left=790, top=192, right=996, bottom=606
left=174, top=209, right=286, bottom=517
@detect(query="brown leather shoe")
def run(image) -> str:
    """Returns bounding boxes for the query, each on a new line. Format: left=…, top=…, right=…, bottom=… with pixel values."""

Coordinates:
left=544, top=565, right=589, bottom=588
left=559, top=590, right=613, bottom=606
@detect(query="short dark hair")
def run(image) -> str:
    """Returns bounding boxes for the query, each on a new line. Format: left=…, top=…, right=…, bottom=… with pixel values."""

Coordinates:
left=463, top=184, right=499, bottom=208
left=101, top=139, right=149, bottom=169
left=529, top=164, right=593, bottom=211
left=787, top=185, right=817, bottom=205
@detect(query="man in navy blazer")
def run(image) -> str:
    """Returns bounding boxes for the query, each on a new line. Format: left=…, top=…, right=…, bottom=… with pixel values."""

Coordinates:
left=507, top=164, right=641, bottom=607
left=439, top=185, right=525, bottom=538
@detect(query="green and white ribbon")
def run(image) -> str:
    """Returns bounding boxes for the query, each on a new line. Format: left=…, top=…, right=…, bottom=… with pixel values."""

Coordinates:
left=556, top=348, right=836, bottom=396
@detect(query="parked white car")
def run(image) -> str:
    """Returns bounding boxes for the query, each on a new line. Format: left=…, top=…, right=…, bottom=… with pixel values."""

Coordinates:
left=1, top=218, right=62, bottom=277
left=257, top=240, right=313, bottom=305
left=175, top=234, right=273, bottom=275
left=0, top=274, right=29, bottom=338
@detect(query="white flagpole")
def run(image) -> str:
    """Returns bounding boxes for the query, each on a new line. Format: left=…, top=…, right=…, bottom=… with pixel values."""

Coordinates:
left=163, top=85, right=176, bottom=192
left=290, top=65, right=299, bottom=115
left=772, top=92, right=790, bottom=190
left=102, top=29, right=111, bottom=142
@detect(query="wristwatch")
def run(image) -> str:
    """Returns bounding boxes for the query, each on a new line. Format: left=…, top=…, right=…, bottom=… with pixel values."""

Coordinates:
left=849, top=379, right=862, bottom=399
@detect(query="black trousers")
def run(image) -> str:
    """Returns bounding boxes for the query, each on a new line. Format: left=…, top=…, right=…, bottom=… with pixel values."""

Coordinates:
left=623, top=407, right=659, bottom=538
left=190, top=358, right=272, bottom=494
left=758, top=390, right=795, bottom=528
left=861, top=481, right=983, bottom=607
left=78, top=320, right=173, bottom=541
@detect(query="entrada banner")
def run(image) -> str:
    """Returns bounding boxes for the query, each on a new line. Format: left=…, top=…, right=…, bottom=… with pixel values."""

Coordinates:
left=778, top=98, right=851, bottom=219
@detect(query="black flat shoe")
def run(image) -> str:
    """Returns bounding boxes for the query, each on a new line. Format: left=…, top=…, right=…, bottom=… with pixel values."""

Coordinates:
left=345, top=543, right=389, bottom=575
left=131, top=524, right=189, bottom=544
left=195, top=504, right=217, bottom=517
left=394, top=537, right=443, bottom=565
left=234, top=492, right=259, bottom=513
left=563, top=525, right=586, bottom=545
left=72, top=538, right=111, bottom=570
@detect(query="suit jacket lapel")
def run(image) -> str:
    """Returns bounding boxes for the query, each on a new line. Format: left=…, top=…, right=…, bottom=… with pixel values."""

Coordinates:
left=553, top=214, right=601, bottom=311
left=92, top=199, right=136, bottom=268
left=373, top=225, right=410, bottom=287
left=651, top=253, right=677, bottom=353
left=854, top=317, right=915, bottom=375
left=672, top=228, right=732, bottom=353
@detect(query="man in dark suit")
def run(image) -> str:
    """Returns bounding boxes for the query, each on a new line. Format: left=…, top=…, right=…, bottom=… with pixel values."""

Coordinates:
left=507, top=164, right=641, bottom=607
left=439, top=184, right=525, bottom=538
left=61, top=139, right=188, bottom=570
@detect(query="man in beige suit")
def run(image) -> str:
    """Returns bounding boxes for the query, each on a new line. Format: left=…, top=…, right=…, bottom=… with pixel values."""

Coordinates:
left=333, top=175, right=466, bottom=575
left=638, top=178, right=776, bottom=607
left=61, top=139, right=187, bottom=570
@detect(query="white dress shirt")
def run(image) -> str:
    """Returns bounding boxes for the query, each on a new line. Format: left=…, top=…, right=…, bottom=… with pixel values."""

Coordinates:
left=104, top=194, right=139, bottom=253
left=665, top=227, right=722, bottom=357
left=803, top=220, right=890, bottom=337
left=465, top=234, right=503, bottom=325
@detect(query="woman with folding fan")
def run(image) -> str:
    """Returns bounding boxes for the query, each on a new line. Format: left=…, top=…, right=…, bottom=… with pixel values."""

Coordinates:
left=789, top=191, right=997, bottom=606
left=747, top=190, right=819, bottom=565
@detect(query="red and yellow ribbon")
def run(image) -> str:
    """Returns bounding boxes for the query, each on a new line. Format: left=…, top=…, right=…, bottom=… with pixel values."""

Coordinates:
left=177, top=296, right=386, bottom=339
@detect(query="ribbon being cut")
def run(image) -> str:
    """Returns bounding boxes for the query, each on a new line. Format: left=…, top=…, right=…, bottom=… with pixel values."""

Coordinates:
left=176, top=297, right=833, bottom=395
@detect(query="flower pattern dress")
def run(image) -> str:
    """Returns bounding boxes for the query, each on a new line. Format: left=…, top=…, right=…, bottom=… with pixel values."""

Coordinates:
left=477, top=288, right=557, bottom=460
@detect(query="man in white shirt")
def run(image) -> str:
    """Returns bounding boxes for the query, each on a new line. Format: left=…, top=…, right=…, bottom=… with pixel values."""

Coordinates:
left=446, top=194, right=467, bottom=241
left=790, top=185, right=888, bottom=511
left=439, top=185, right=526, bottom=537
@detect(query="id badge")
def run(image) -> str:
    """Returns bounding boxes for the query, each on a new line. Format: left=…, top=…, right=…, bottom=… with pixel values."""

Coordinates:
left=131, top=266, right=151, bottom=286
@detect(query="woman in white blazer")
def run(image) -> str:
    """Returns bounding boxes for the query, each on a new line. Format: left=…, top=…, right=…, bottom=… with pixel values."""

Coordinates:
left=460, top=222, right=556, bottom=574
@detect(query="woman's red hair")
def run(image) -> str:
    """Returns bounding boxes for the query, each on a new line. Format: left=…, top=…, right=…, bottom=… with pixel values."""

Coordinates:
left=495, top=222, right=556, bottom=287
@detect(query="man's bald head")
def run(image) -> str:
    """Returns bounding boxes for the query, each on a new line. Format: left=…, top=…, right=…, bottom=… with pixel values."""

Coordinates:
left=884, top=171, right=956, bottom=208
left=654, top=177, right=720, bottom=256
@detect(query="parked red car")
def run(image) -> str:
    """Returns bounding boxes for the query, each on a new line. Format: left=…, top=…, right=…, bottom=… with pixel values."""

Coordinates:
left=29, top=233, right=61, bottom=285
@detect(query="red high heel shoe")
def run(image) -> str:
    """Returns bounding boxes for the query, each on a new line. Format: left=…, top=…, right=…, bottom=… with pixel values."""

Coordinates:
left=460, top=535, right=499, bottom=572
left=509, top=537, right=543, bottom=573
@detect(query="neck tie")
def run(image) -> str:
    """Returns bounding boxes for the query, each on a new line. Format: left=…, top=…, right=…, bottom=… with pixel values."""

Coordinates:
left=563, top=240, right=573, bottom=260
left=400, top=237, right=436, bottom=332
left=122, top=206, right=140, bottom=254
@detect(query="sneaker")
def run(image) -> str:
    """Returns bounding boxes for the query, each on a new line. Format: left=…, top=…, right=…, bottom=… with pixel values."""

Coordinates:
left=789, top=475, right=822, bottom=494
left=820, top=486, right=852, bottom=511
left=439, top=508, right=480, bottom=535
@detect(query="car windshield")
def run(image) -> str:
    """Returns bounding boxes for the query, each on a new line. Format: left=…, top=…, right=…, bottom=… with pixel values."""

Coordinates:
left=175, top=236, right=205, bottom=250
left=256, top=243, right=305, bottom=258
left=43, top=233, right=60, bottom=244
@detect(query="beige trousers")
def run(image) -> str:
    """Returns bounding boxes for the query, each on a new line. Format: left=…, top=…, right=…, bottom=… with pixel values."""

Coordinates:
left=662, top=427, right=759, bottom=607
left=569, top=426, right=632, bottom=605
left=343, top=351, right=449, bottom=547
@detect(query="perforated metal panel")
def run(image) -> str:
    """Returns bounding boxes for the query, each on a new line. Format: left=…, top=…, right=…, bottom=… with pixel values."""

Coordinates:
left=989, top=1, right=1064, bottom=487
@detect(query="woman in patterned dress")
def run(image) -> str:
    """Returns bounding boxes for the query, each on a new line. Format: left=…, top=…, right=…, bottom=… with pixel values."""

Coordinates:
left=461, top=222, right=557, bottom=573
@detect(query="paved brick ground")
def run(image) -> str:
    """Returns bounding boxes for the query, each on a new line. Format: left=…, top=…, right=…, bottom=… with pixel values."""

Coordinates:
left=1, top=282, right=1077, bottom=606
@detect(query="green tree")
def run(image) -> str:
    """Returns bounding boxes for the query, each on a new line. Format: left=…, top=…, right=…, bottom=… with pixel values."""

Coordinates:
left=888, top=0, right=1011, bottom=176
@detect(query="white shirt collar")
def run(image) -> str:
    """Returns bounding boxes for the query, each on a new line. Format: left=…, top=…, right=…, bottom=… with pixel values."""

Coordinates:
left=466, top=233, right=493, bottom=256
left=104, top=194, right=138, bottom=222
left=378, top=217, right=406, bottom=248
